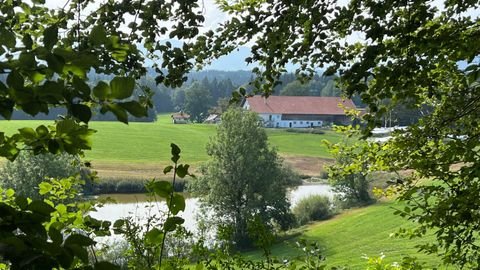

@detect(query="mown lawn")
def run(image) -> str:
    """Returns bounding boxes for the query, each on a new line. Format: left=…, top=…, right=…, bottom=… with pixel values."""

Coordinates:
left=0, top=114, right=341, bottom=165
left=247, top=201, right=446, bottom=269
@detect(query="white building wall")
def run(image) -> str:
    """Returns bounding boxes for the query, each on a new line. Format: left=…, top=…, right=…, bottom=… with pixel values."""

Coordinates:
left=243, top=101, right=324, bottom=128
left=259, top=113, right=323, bottom=128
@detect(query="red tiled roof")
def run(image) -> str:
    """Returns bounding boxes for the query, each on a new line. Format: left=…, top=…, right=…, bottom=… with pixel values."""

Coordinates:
left=245, top=96, right=355, bottom=115
left=171, top=112, right=190, bottom=119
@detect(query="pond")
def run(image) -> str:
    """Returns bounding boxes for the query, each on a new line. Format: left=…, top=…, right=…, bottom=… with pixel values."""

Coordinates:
left=89, top=184, right=335, bottom=233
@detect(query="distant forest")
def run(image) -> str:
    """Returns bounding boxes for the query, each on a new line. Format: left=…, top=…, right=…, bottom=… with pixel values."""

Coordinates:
left=1, top=70, right=424, bottom=125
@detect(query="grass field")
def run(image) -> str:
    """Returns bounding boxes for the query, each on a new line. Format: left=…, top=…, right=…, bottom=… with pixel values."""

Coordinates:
left=248, top=201, right=445, bottom=269
left=0, top=115, right=342, bottom=176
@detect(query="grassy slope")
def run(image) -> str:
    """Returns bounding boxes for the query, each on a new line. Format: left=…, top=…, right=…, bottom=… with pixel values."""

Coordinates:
left=249, top=201, right=445, bottom=269
left=0, top=115, right=340, bottom=165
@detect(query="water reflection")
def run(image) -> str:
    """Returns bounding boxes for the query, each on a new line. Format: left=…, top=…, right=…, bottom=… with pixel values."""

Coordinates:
left=90, top=184, right=335, bottom=233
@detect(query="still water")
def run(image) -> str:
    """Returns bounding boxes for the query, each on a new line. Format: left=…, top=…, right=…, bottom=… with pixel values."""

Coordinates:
left=89, top=184, right=334, bottom=232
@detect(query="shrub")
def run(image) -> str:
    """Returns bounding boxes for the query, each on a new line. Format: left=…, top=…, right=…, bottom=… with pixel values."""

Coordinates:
left=0, top=151, right=81, bottom=199
left=85, top=177, right=187, bottom=195
left=293, top=195, right=333, bottom=225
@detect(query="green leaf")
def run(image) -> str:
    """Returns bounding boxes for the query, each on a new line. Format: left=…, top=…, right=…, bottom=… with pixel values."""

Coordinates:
left=110, top=77, right=135, bottom=100
left=90, top=25, right=108, bottom=46
left=93, top=81, right=110, bottom=101
left=43, top=25, right=58, bottom=50
left=36, top=125, right=49, bottom=138
left=0, top=28, right=16, bottom=48
left=0, top=81, right=7, bottom=94
left=164, top=216, right=184, bottom=232
left=0, top=98, right=14, bottom=119
left=145, top=228, right=163, bottom=244
left=19, top=52, right=36, bottom=68
left=73, top=76, right=91, bottom=97
left=56, top=118, right=75, bottom=134
left=118, top=101, right=147, bottom=117
left=48, top=139, right=60, bottom=153
left=30, top=71, right=45, bottom=83
left=176, top=164, right=190, bottom=178
left=106, top=103, right=128, bottom=124
left=147, top=181, right=172, bottom=198
left=66, top=244, right=89, bottom=263
left=27, top=200, right=56, bottom=216
left=63, top=64, right=85, bottom=78
left=5, top=188, right=15, bottom=198
left=46, top=53, right=65, bottom=73
left=171, top=143, right=181, bottom=163
left=163, top=165, right=174, bottom=174
left=22, top=34, right=33, bottom=49
left=65, top=234, right=95, bottom=246
left=41, top=81, right=64, bottom=100
left=113, top=219, right=125, bottom=228
left=18, top=127, right=36, bottom=139
left=49, top=227, right=63, bottom=244
left=71, top=104, right=92, bottom=123
left=7, top=70, right=24, bottom=90
left=39, top=182, right=53, bottom=195
left=167, top=193, right=186, bottom=215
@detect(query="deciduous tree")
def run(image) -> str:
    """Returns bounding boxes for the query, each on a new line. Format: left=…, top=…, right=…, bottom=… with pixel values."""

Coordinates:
left=184, top=81, right=213, bottom=122
left=189, top=108, right=300, bottom=248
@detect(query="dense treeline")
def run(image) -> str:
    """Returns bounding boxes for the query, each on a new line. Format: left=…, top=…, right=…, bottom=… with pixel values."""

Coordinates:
left=1, top=71, right=348, bottom=122
left=1, top=71, right=422, bottom=125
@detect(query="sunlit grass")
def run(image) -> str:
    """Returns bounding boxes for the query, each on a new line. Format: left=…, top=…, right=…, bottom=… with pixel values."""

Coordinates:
left=1, top=114, right=342, bottom=166
left=247, top=201, right=446, bottom=269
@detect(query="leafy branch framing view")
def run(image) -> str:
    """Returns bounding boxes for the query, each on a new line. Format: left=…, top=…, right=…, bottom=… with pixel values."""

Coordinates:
left=0, top=0, right=479, bottom=269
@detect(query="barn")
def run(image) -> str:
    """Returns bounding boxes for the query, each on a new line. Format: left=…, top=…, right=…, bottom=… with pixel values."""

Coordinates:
left=242, top=96, right=356, bottom=128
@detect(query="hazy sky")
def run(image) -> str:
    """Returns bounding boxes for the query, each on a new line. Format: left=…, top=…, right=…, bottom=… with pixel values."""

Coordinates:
left=45, top=0, right=228, bottom=33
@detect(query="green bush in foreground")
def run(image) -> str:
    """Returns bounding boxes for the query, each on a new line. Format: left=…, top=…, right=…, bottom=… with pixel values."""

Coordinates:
left=293, top=195, right=333, bottom=225
left=0, top=151, right=81, bottom=199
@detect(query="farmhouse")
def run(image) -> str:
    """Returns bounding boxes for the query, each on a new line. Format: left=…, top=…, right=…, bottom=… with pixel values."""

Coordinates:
left=243, top=96, right=356, bottom=128
left=171, top=112, right=190, bottom=124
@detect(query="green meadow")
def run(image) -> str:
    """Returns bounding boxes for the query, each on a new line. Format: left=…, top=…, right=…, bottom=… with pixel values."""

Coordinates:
left=249, top=201, right=445, bottom=269
left=0, top=114, right=342, bottom=165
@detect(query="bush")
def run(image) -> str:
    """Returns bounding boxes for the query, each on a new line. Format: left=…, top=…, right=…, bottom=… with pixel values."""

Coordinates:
left=0, top=151, right=81, bottom=199
left=85, top=177, right=187, bottom=195
left=293, top=195, right=333, bottom=225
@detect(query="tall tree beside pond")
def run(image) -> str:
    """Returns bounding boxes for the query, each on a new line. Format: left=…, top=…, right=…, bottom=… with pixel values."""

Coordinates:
left=189, top=108, right=300, bottom=249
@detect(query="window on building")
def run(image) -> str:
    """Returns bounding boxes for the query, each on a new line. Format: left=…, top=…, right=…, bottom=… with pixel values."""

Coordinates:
left=269, top=115, right=272, bottom=121
left=293, top=121, right=297, bottom=124
left=300, top=121, right=303, bottom=124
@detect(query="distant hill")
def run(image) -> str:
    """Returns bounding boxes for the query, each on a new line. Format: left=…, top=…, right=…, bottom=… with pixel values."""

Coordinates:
left=186, top=70, right=253, bottom=86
